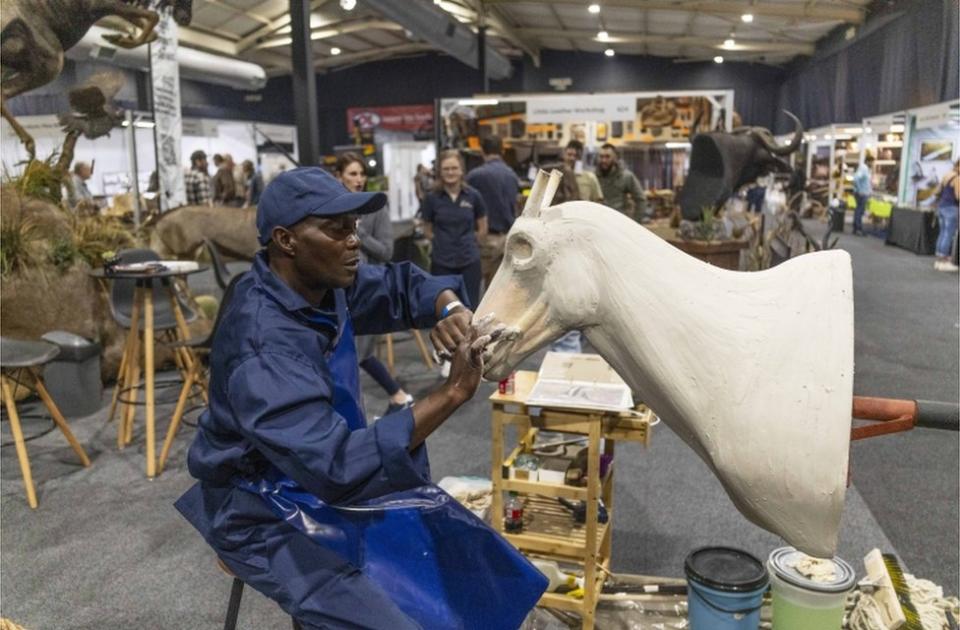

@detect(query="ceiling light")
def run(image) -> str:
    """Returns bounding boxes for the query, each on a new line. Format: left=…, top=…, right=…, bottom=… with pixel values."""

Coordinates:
left=330, top=46, right=341, bottom=55
left=368, top=159, right=377, bottom=167
left=890, top=124, right=905, bottom=133
left=457, top=98, right=500, bottom=106
left=604, top=48, right=615, bottom=57
left=339, top=0, right=356, bottom=9
left=723, top=38, right=735, bottom=48
left=741, top=13, right=754, bottom=22
left=713, top=55, right=724, bottom=63
left=665, top=142, right=691, bottom=149
left=588, top=3, right=601, bottom=14
left=597, top=30, right=609, bottom=41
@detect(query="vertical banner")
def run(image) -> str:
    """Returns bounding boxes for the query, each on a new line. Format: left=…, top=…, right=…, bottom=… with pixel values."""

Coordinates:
left=150, top=8, right=186, bottom=211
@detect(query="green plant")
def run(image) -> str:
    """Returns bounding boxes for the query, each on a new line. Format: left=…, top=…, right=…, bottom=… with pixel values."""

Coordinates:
left=0, top=213, right=41, bottom=276
left=694, top=206, right=719, bottom=241
left=2, top=153, right=67, bottom=205
left=69, top=215, right=135, bottom=267
left=48, top=237, right=79, bottom=271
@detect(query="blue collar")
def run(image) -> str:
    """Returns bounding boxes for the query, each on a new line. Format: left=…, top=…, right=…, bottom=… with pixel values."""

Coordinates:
left=252, top=251, right=342, bottom=336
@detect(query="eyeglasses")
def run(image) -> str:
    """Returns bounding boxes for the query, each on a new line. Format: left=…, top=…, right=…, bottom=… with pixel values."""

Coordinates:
left=316, top=215, right=359, bottom=240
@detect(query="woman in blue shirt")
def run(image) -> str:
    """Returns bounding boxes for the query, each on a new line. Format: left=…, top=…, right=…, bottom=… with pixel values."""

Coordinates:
left=420, top=150, right=488, bottom=308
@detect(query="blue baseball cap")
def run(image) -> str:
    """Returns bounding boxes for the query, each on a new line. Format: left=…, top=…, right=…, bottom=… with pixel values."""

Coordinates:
left=256, top=167, right=386, bottom=245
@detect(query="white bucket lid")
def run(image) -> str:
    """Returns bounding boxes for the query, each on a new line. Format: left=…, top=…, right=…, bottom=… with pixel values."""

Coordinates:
left=768, top=547, right=856, bottom=593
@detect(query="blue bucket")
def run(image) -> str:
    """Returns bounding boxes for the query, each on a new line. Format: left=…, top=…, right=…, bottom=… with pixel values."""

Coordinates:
left=685, top=547, right=768, bottom=630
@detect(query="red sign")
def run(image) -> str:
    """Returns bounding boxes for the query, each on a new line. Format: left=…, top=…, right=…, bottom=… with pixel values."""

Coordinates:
left=346, top=104, right=434, bottom=133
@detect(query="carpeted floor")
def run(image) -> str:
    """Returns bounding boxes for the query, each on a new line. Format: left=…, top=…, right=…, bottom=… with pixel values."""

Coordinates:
left=1, top=224, right=957, bottom=629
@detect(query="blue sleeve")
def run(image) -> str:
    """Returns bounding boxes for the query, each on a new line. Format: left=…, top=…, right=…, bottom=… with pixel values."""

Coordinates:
left=346, top=262, right=469, bottom=334
left=472, top=189, right=488, bottom=219
left=420, top=194, right=435, bottom=222
left=226, top=352, right=429, bottom=504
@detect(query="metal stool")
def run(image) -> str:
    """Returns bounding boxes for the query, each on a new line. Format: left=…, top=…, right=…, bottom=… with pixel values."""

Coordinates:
left=0, top=337, right=91, bottom=508
left=217, top=559, right=303, bottom=630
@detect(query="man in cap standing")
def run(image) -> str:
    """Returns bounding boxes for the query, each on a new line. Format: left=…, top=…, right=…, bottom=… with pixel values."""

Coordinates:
left=174, top=167, right=496, bottom=628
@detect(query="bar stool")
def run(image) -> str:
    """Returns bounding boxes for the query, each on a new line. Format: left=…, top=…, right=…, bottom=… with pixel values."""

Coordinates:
left=216, top=558, right=303, bottom=630
left=0, top=337, right=91, bottom=508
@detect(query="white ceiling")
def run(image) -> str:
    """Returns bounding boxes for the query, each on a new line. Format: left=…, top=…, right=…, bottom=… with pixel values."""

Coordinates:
left=141, top=0, right=872, bottom=76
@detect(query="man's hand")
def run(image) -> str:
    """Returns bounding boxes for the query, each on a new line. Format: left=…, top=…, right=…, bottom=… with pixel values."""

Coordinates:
left=431, top=308, right=472, bottom=359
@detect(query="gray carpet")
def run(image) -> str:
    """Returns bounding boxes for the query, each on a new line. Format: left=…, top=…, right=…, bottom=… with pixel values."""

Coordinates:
left=1, top=229, right=957, bottom=628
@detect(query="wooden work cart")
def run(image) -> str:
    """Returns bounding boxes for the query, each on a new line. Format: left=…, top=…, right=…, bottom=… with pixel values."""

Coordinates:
left=489, top=371, right=653, bottom=629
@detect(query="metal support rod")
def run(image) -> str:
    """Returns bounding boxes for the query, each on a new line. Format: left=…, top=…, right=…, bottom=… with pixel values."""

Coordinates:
left=125, top=110, right=142, bottom=229
left=477, top=24, right=488, bottom=94
left=290, top=0, right=319, bottom=166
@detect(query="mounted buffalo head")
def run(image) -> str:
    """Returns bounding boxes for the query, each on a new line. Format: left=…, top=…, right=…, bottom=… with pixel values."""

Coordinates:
left=679, top=111, right=803, bottom=221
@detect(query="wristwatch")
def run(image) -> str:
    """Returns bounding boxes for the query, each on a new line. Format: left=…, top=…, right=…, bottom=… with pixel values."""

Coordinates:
left=440, top=300, right=463, bottom=319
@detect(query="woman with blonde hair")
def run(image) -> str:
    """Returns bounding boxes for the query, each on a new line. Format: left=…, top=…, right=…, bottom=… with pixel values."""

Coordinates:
left=336, top=152, right=414, bottom=414
left=419, top=150, right=488, bottom=308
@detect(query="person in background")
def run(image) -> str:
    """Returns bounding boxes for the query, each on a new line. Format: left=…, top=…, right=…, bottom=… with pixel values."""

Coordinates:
left=185, top=150, right=212, bottom=206
left=420, top=150, right=487, bottom=310
left=563, top=140, right=603, bottom=203
left=336, top=152, right=415, bottom=413
left=242, top=160, right=264, bottom=208
left=213, top=153, right=240, bottom=206
left=852, top=152, right=874, bottom=236
left=596, top=143, right=646, bottom=221
left=67, top=160, right=94, bottom=209
left=465, top=135, right=520, bottom=291
left=933, top=159, right=959, bottom=272
left=414, top=164, right=434, bottom=203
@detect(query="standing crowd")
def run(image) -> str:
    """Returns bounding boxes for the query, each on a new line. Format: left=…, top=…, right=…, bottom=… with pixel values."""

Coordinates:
left=185, top=150, right=264, bottom=208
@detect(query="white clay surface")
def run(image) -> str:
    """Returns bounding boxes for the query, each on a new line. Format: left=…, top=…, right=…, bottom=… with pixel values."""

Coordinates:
left=476, top=171, right=854, bottom=558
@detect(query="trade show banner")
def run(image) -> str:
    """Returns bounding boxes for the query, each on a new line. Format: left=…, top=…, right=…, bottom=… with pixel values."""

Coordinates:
left=526, top=94, right=636, bottom=123
left=346, top=105, right=434, bottom=134
left=150, top=8, right=186, bottom=211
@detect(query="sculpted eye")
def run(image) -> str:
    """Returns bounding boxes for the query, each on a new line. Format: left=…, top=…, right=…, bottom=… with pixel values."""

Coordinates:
left=509, top=236, right=534, bottom=264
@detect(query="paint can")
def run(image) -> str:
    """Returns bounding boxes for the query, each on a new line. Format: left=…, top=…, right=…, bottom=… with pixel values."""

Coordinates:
left=684, top=547, right=768, bottom=630
left=767, top=547, right=855, bottom=630
left=498, top=372, right=516, bottom=395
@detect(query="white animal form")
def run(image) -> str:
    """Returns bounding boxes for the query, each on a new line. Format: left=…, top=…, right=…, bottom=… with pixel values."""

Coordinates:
left=476, top=170, right=854, bottom=558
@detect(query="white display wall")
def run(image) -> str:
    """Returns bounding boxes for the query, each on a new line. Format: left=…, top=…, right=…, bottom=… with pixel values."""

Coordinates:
left=900, top=100, right=960, bottom=208
left=383, top=141, right=435, bottom=221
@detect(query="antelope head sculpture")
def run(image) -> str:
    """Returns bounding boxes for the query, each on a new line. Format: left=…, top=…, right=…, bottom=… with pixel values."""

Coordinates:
left=476, top=170, right=854, bottom=558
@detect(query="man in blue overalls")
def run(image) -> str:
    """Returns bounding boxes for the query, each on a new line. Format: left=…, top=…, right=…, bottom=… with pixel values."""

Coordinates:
left=174, top=167, right=495, bottom=628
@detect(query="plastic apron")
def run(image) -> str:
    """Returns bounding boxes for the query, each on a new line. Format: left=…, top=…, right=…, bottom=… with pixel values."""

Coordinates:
left=234, top=302, right=548, bottom=630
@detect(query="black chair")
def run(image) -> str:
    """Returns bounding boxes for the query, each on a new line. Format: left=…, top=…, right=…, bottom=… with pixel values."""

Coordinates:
left=203, top=238, right=235, bottom=292
left=0, top=337, right=91, bottom=508
left=158, top=273, right=244, bottom=473
left=218, top=558, right=302, bottom=630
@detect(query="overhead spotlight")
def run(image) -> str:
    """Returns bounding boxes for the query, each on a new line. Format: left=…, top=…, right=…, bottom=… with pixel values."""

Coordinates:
left=713, top=55, right=724, bottom=63
left=588, top=3, right=601, bottom=14
left=723, top=38, right=735, bottom=48
left=368, top=159, right=377, bottom=167
left=604, top=48, right=615, bottom=57
left=597, top=30, right=609, bottom=41
left=330, top=46, right=342, bottom=55
left=741, top=13, right=754, bottom=22
left=339, top=0, right=356, bottom=9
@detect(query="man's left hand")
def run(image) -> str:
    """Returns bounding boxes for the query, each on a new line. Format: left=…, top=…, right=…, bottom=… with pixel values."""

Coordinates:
left=431, top=308, right=473, bottom=359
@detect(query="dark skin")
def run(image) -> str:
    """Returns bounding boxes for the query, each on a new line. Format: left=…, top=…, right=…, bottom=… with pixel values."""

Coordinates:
left=267, top=213, right=483, bottom=450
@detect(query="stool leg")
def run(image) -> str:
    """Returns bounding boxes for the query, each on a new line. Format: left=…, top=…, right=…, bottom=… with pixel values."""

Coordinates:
left=291, top=618, right=303, bottom=630
left=385, top=334, right=395, bottom=375
left=1, top=373, right=38, bottom=508
left=223, top=577, right=244, bottom=630
left=28, top=367, right=91, bottom=467
left=122, top=325, right=143, bottom=448
left=411, top=329, right=434, bottom=369
left=144, top=285, right=156, bottom=478
left=158, top=368, right=196, bottom=474
left=107, top=328, right=132, bottom=424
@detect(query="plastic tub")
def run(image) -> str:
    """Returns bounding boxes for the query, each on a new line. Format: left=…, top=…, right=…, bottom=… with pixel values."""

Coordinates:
left=685, top=547, right=768, bottom=630
left=767, top=547, right=856, bottom=630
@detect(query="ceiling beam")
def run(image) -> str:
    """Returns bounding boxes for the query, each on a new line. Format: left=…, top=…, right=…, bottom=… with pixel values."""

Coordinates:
left=314, top=42, right=435, bottom=70
left=177, top=26, right=240, bottom=56
left=481, top=3, right=541, bottom=67
left=255, top=19, right=406, bottom=50
left=517, top=27, right=816, bottom=54
left=485, top=0, right=865, bottom=24
left=236, top=0, right=333, bottom=52
left=203, top=0, right=273, bottom=26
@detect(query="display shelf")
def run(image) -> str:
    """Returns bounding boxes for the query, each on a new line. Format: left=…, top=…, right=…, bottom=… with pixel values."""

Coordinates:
left=490, top=370, right=653, bottom=630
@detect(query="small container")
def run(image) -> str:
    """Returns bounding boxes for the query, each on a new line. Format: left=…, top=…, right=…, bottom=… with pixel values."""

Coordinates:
left=767, top=547, right=856, bottom=630
left=498, top=372, right=516, bottom=395
left=504, top=492, right=524, bottom=533
left=684, top=546, right=768, bottom=630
